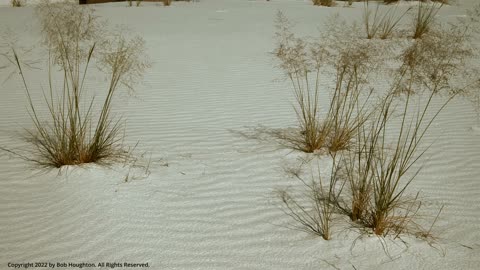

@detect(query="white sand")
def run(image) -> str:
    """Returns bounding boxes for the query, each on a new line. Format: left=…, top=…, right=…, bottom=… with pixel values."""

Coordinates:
left=1, top=0, right=479, bottom=269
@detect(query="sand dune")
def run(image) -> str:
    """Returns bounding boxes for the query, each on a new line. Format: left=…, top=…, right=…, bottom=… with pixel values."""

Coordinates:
left=1, top=1, right=479, bottom=269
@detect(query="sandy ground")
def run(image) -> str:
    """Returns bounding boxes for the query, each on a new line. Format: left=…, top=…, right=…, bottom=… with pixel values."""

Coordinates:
left=1, top=0, right=479, bottom=269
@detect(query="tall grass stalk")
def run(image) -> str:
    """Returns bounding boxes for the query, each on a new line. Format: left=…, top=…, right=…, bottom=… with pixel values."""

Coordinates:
left=274, top=12, right=376, bottom=153
left=278, top=158, right=342, bottom=240
left=323, top=46, right=375, bottom=153
left=340, top=74, right=454, bottom=235
left=363, top=1, right=410, bottom=39
left=335, top=17, right=472, bottom=234
left=356, top=35, right=458, bottom=234
left=6, top=1, right=150, bottom=168
left=342, top=123, right=376, bottom=222
left=363, top=2, right=383, bottom=39
left=412, top=1, right=443, bottom=39
left=274, top=12, right=329, bottom=153
left=368, top=91, right=453, bottom=236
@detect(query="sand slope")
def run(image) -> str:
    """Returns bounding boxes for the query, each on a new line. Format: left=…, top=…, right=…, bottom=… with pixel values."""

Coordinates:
left=1, top=1, right=479, bottom=269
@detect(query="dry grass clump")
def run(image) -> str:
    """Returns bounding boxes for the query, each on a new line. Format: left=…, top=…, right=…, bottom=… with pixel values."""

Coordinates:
left=278, top=160, right=342, bottom=240
left=6, top=1, right=149, bottom=168
left=323, top=43, right=376, bottom=152
left=332, top=52, right=457, bottom=235
left=13, top=46, right=124, bottom=167
left=341, top=123, right=376, bottom=222
left=313, top=0, right=334, bottom=7
left=127, top=0, right=142, bottom=7
left=359, top=91, right=452, bottom=236
left=412, top=1, right=443, bottom=39
left=274, top=12, right=377, bottom=154
left=340, top=24, right=471, bottom=235
left=350, top=7, right=478, bottom=235
left=279, top=42, right=456, bottom=238
left=274, top=12, right=328, bottom=153
left=275, top=6, right=478, bottom=240
left=11, top=0, right=23, bottom=7
left=344, top=20, right=473, bottom=235
left=363, top=1, right=410, bottom=39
